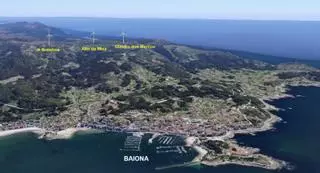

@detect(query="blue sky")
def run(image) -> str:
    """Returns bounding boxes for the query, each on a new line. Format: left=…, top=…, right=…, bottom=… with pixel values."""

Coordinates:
left=1, top=0, right=320, bottom=20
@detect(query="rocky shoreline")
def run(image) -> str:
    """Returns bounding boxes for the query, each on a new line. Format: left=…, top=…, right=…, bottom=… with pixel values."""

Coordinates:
left=183, top=84, right=301, bottom=171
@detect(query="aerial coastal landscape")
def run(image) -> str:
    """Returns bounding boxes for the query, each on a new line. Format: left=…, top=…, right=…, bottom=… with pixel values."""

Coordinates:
left=1, top=1, right=320, bottom=173
left=0, top=20, right=320, bottom=172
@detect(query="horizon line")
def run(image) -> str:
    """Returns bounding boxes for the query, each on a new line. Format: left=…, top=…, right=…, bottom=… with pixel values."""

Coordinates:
left=1, top=16, right=320, bottom=22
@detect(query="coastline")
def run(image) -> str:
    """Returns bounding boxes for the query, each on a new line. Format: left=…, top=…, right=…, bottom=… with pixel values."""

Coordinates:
left=187, top=84, right=302, bottom=171
left=0, top=127, right=45, bottom=138
left=201, top=156, right=287, bottom=170
left=235, top=83, right=320, bottom=136
left=231, top=83, right=307, bottom=137
left=0, top=127, right=99, bottom=140
left=0, top=88, right=291, bottom=170
left=42, top=127, right=101, bottom=140
left=0, top=85, right=317, bottom=171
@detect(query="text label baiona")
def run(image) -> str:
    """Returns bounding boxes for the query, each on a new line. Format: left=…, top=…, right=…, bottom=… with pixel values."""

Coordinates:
left=124, top=156, right=149, bottom=162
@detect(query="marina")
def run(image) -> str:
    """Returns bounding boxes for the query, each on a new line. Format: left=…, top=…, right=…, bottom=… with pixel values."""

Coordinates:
left=121, top=135, right=142, bottom=151
left=158, top=136, right=178, bottom=145
left=156, top=146, right=188, bottom=154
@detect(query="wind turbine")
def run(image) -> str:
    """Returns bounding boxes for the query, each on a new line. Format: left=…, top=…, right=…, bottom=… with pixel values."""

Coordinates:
left=90, top=31, right=97, bottom=45
left=120, top=30, right=127, bottom=44
left=47, top=28, right=53, bottom=47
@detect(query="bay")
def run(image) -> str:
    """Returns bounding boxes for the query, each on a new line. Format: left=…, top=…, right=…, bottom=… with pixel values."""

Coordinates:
left=0, top=86, right=319, bottom=173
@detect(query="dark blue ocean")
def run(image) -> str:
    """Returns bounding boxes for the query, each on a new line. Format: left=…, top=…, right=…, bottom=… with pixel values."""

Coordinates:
left=0, top=86, right=319, bottom=173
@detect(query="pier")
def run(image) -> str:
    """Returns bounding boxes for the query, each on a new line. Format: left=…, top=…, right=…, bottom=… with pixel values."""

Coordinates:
left=155, top=161, right=200, bottom=170
left=156, top=146, right=188, bottom=154
left=158, top=136, right=178, bottom=145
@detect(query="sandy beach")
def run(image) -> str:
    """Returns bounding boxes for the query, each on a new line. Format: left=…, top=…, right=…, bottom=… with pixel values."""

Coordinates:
left=43, top=127, right=101, bottom=140
left=0, top=127, right=45, bottom=138
left=0, top=127, right=99, bottom=140
left=51, top=128, right=92, bottom=139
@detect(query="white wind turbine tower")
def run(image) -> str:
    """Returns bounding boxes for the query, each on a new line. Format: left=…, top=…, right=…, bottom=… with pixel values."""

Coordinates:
left=120, top=30, right=127, bottom=44
left=90, top=31, right=97, bottom=45
left=47, top=28, right=53, bottom=47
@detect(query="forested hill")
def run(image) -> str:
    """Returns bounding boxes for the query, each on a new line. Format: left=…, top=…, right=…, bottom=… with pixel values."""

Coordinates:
left=0, top=22, right=320, bottom=134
